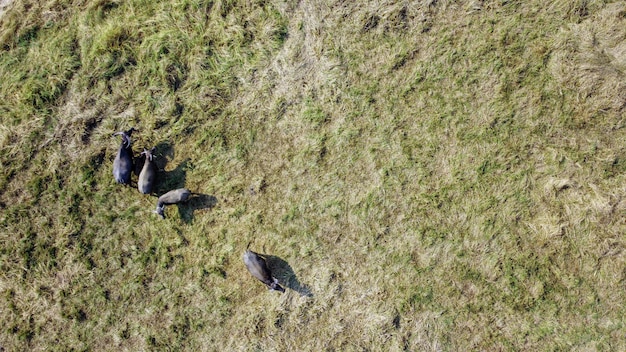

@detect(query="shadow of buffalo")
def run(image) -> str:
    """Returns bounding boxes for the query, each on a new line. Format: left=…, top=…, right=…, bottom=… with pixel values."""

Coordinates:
left=178, top=193, right=218, bottom=223
left=262, top=254, right=313, bottom=297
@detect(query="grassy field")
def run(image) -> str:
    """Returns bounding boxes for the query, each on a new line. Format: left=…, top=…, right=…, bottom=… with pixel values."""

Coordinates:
left=0, top=0, right=625, bottom=350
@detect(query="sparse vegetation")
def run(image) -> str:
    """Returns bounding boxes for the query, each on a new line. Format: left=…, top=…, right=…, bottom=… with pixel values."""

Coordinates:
left=1, top=0, right=625, bottom=350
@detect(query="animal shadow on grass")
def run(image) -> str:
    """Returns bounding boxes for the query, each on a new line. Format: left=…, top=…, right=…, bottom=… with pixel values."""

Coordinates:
left=152, top=141, right=180, bottom=187
left=156, top=158, right=189, bottom=194
left=133, top=153, right=145, bottom=178
left=154, top=158, right=217, bottom=222
left=178, top=193, right=218, bottom=223
left=152, top=145, right=217, bottom=222
left=264, top=255, right=313, bottom=297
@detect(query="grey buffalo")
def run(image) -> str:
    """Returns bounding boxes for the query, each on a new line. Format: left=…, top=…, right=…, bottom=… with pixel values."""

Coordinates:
left=154, top=188, right=191, bottom=219
left=112, top=128, right=136, bottom=185
left=138, top=148, right=157, bottom=194
left=243, top=250, right=285, bottom=293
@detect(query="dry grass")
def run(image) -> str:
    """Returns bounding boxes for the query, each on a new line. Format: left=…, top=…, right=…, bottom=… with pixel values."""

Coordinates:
left=1, top=0, right=625, bottom=351
left=550, top=2, right=626, bottom=117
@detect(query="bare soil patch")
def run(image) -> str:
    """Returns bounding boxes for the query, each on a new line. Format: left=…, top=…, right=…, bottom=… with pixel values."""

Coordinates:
left=0, top=0, right=14, bottom=19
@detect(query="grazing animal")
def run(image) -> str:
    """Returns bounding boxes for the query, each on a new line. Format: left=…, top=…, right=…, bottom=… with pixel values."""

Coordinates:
left=154, top=188, right=191, bottom=219
left=138, top=148, right=157, bottom=194
left=243, top=250, right=285, bottom=293
left=112, top=128, right=136, bottom=185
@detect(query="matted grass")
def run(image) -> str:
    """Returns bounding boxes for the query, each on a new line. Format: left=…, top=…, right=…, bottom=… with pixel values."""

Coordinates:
left=1, top=0, right=625, bottom=350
